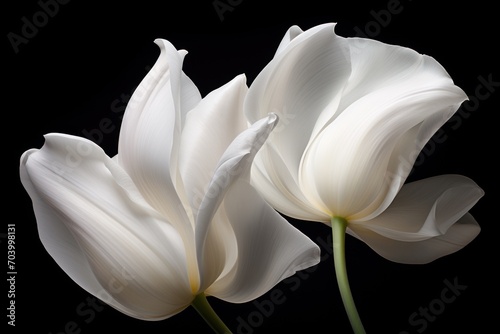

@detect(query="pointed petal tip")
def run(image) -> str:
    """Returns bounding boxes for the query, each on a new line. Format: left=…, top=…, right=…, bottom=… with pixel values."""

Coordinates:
left=303, top=243, right=321, bottom=267
left=153, top=38, right=166, bottom=46
left=288, top=24, right=304, bottom=36
left=282, top=22, right=336, bottom=42
left=153, top=38, right=178, bottom=54
left=234, top=72, right=246, bottom=79
left=152, top=38, right=188, bottom=58
left=473, top=184, right=485, bottom=199
left=43, top=132, right=63, bottom=140
left=226, top=73, right=248, bottom=89
left=234, top=73, right=247, bottom=84
left=451, top=174, right=485, bottom=199
left=267, top=112, right=279, bottom=127
left=42, top=132, right=87, bottom=142
left=314, top=22, right=337, bottom=33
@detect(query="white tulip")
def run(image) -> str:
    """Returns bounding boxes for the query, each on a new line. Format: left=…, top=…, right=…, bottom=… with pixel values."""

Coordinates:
left=20, top=39, right=320, bottom=329
left=244, top=23, right=484, bottom=333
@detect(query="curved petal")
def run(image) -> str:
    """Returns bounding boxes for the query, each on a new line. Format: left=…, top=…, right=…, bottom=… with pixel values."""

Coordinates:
left=246, top=23, right=353, bottom=222
left=299, top=41, right=467, bottom=220
left=349, top=213, right=480, bottom=264
left=206, top=179, right=320, bottom=302
left=179, top=74, right=248, bottom=214
left=342, top=37, right=468, bottom=221
left=117, top=39, right=201, bottom=279
left=199, top=207, right=239, bottom=291
left=118, top=39, right=201, bottom=223
left=347, top=175, right=483, bottom=263
left=245, top=23, right=351, bottom=179
left=274, top=25, right=304, bottom=55
left=251, top=143, right=328, bottom=222
left=20, top=134, right=193, bottom=319
left=195, top=114, right=278, bottom=292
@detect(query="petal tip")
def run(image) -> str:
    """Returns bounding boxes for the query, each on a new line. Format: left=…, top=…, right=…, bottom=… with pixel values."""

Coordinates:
left=153, top=38, right=176, bottom=54
left=235, top=73, right=247, bottom=84
left=267, top=112, right=279, bottom=127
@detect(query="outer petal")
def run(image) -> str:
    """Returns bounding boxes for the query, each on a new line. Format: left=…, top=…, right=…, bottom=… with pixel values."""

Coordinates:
left=118, top=39, right=201, bottom=224
left=117, top=39, right=201, bottom=279
left=179, top=74, right=248, bottom=214
left=195, top=114, right=279, bottom=292
left=252, top=143, right=328, bottom=222
left=245, top=23, right=351, bottom=219
left=299, top=39, right=467, bottom=220
left=20, top=134, right=192, bottom=319
left=206, top=179, right=320, bottom=302
left=349, top=214, right=480, bottom=264
left=192, top=114, right=320, bottom=302
left=274, top=25, right=304, bottom=55
left=347, top=175, right=483, bottom=263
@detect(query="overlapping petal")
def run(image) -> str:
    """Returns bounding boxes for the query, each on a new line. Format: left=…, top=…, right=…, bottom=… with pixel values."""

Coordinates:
left=21, top=34, right=324, bottom=325
left=207, top=179, right=320, bottom=302
left=195, top=114, right=279, bottom=292
left=179, top=74, right=248, bottom=214
left=20, top=134, right=192, bottom=319
left=117, top=39, right=202, bottom=284
left=245, top=23, right=351, bottom=183
left=187, top=113, right=320, bottom=300
left=252, top=143, right=328, bottom=222
left=346, top=175, right=483, bottom=263
left=246, top=23, right=468, bottom=223
left=245, top=23, right=353, bottom=221
left=246, top=23, right=482, bottom=264
left=299, top=79, right=467, bottom=220
left=349, top=213, right=480, bottom=264
left=118, top=38, right=200, bottom=232
left=299, top=38, right=467, bottom=221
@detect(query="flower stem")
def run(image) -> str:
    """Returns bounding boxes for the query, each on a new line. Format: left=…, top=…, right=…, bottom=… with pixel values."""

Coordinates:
left=331, top=216, right=366, bottom=334
left=191, top=293, right=232, bottom=334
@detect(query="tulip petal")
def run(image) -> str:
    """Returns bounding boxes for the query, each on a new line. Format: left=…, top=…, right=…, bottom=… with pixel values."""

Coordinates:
left=347, top=175, right=483, bottom=263
left=118, top=39, right=201, bottom=279
left=349, top=213, right=480, bottom=264
left=21, top=149, right=116, bottom=310
left=245, top=23, right=351, bottom=178
left=20, top=134, right=193, bottom=319
left=342, top=37, right=468, bottom=220
left=206, top=179, right=321, bottom=302
left=299, top=40, right=467, bottom=220
left=118, top=39, right=201, bottom=227
left=251, top=143, right=329, bottom=222
left=246, top=23, right=353, bottom=221
left=194, top=114, right=278, bottom=292
left=274, top=25, right=304, bottom=55
left=179, top=74, right=248, bottom=214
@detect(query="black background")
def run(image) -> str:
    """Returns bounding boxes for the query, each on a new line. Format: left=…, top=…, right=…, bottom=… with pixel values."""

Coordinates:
left=5, top=0, right=498, bottom=333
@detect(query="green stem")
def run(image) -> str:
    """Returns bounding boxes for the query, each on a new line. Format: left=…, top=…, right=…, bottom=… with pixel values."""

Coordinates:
left=191, top=293, right=232, bottom=334
left=331, top=216, right=366, bottom=334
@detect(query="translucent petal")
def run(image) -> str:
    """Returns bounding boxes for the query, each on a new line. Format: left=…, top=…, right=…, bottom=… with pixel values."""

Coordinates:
left=299, top=46, right=467, bottom=220
left=347, top=175, right=483, bottom=263
left=195, top=115, right=278, bottom=292
left=20, top=134, right=193, bottom=319
left=179, top=75, right=248, bottom=215
left=206, top=180, right=320, bottom=302
left=349, top=213, right=480, bottom=264
left=245, top=23, right=351, bottom=180
left=117, top=39, right=200, bottom=280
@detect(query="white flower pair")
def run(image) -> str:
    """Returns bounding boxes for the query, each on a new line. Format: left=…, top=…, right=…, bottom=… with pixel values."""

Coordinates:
left=20, top=23, right=482, bottom=332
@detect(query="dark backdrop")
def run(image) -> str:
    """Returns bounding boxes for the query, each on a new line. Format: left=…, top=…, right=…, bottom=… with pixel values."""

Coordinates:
left=5, top=0, right=498, bottom=333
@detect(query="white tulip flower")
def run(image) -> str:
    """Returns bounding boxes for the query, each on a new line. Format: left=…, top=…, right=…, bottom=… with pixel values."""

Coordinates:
left=20, top=39, right=320, bottom=332
left=245, top=23, right=484, bottom=333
